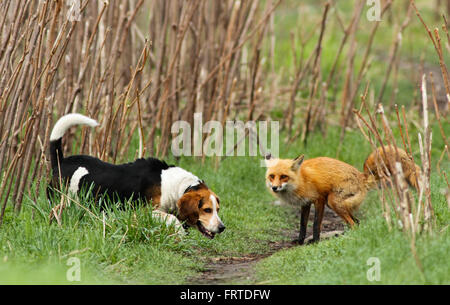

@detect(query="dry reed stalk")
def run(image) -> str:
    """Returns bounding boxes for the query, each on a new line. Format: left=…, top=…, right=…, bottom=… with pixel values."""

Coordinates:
left=419, top=74, right=434, bottom=231
left=326, top=1, right=364, bottom=89
left=300, top=2, right=330, bottom=147
left=376, top=4, right=413, bottom=105
left=429, top=72, right=450, bottom=159
left=336, top=0, right=393, bottom=157
left=284, top=42, right=316, bottom=141
left=286, top=3, right=331, bottom=145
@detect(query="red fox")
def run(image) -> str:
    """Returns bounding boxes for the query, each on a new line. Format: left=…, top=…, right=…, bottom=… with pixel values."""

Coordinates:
left=265, top=154, right=374, bottom=244
left=363, top=146, right=421, bottom=191
left=265, top=147, right=421, bottom=244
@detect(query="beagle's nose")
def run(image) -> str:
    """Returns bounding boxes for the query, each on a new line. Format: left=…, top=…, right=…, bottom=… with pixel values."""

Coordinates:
left=218, top=223, right=226, bottom=233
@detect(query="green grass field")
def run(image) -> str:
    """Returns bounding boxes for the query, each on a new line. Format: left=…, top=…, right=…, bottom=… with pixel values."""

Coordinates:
left=0, top=124, right=448, bottom=284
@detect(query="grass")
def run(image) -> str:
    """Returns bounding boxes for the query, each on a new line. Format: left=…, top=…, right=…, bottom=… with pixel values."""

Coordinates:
left=0, top=121, right=447, bottom=284
left=0, top=189, right=201, bottom=284
left=0, top=143, right=292, bottom=284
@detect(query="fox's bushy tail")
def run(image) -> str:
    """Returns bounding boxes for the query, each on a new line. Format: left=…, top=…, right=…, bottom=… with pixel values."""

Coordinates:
left=49, top=113, right=99, bottom=170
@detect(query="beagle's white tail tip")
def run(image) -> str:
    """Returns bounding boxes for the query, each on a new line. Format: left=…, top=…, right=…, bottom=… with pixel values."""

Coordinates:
left=50, top=113, right=99, bottom=141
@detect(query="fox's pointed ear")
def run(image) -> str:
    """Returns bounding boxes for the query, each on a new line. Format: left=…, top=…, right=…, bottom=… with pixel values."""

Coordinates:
left=291, top=155, right=304, bottom=171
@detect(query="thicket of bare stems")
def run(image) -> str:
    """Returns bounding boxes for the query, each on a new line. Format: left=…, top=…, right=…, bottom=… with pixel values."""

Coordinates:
left=352, top=0, right=449, bottom=272
left=354, top=75, right=438, bottom=274
left=0, top=0, right=448, bottom=228
left=0, top=0, right=281, bottom=221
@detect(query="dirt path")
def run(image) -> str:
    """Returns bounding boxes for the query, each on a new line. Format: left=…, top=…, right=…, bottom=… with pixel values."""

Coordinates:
left=190, top=204, right=345, bottom=285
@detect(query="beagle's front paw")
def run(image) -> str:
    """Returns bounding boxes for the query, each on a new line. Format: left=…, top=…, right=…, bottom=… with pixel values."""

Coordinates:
left=152, top=210, right=186, bottom=236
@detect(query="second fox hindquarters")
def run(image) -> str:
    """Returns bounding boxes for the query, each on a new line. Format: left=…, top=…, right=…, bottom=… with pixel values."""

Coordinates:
left=363, top=146, right=421, bottom=190
left=265, top=154, right=374, bottom=244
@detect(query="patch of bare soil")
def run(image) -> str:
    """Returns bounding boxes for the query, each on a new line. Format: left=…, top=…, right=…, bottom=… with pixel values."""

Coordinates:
left=189, top=204, right=345, bottom=285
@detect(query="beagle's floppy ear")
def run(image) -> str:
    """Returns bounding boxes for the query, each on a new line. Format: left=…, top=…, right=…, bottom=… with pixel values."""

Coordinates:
left=177, top=193, right=200, bottom=225
left=291, top=154, right=304, bottom=171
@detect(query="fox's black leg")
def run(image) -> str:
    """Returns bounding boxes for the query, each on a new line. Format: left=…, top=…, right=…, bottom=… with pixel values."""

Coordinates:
left=298, top=204, right=311, bottom=245
left=311, top=202, right=325, bottom=243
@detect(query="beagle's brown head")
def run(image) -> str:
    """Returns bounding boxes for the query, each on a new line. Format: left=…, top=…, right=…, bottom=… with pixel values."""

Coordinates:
left=177, top=182, right=225, bottom=239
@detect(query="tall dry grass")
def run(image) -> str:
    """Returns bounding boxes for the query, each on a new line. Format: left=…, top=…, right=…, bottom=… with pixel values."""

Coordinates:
left=0, top=0, right=281, bottom=220
left=351, top=0, right=450, bottom=271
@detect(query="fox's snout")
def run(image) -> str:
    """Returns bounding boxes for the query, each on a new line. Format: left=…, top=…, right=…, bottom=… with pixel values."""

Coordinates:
left=267, top=180, right=288, bottom=193
left=271, top=185, right=283, bottom=192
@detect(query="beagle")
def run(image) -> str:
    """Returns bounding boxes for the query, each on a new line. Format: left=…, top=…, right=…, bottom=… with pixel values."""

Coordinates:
left=47, top=113, right=225, bottom=239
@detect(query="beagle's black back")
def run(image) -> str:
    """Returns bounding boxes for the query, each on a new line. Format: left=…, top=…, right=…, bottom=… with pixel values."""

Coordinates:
left=50, top=155, right=171, bottom=203
left=48, top=113, right=173, bottom=206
